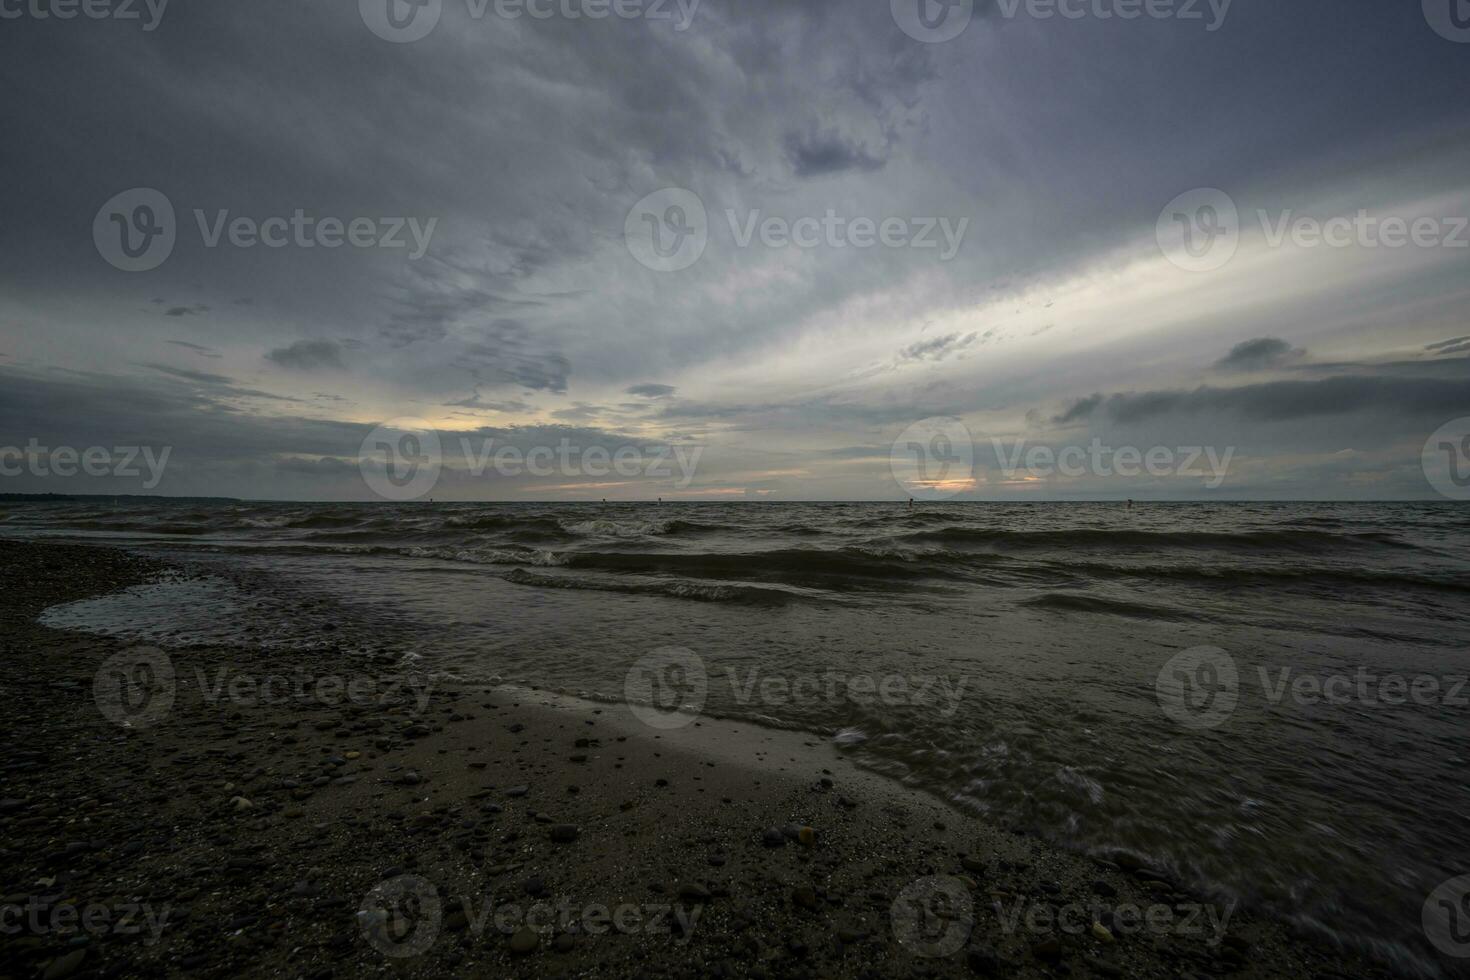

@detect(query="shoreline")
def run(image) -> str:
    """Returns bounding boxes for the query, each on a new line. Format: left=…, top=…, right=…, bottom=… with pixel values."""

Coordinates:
left=0, top=541, right=1391, bottom=978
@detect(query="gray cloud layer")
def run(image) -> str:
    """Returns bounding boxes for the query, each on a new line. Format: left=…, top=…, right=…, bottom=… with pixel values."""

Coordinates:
left=0, top=1, right=1466, bottom=499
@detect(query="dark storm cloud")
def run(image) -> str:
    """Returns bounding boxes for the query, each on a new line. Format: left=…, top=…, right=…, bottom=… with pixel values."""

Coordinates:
left=783, top=127, right=888, bottom=178
left=1215, top=338, right=1304, bottom=372
left=460, top=320, right=571, bottom=395
left=265, top=340, right=345, bottom=371
left=1427, top=336, right=1470, bottom=356
left=1052, top=393, right=1103, bottom=425
left=900, top=332, right=978, bottom=362
left=143, top=364, right=234, bottom=386
left=626, top=384, right=676, bottom=398
left=1, top=0, right=1467, bottom=498
left=445, top=389, right=535, bottom=413
left=1090, top=375, right=1470, bottom=426
left=164, top=305, right=210, bottom=318
left=167, top=340, right=222, bottom=358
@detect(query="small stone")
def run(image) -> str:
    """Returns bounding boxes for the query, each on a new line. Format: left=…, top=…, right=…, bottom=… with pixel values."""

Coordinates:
left=967, top=946, right=1001, bottom=973
left=1032, top=938, right=1063, bottom=963
left=42, top=950, right=85, bottom=980
left=1084, top=954, right=1123, bottom=977
left=679, top=883, right=712, bottom=903
left=792, top=886, right=818, bottom=910
left=961, top=856, right=987, bottom=875
left=506, top=786, right=529, bottom=798
left=797, top=826, right=816, bottom=847
left=550, top=824, right=578, bottom=844
left=508, top=927, right=539, bottom=954
left=1091, top=921, right=1115, bottom=943
left=762, top=828, right=786, bottom=848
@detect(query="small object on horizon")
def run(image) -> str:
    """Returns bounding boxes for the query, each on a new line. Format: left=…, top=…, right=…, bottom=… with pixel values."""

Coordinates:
left=1127, top=499, right=1133, bottom=510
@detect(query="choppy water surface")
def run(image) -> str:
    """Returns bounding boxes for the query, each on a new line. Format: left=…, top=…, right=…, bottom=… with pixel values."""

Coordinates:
left=8, top=499, right=1470, bottom=976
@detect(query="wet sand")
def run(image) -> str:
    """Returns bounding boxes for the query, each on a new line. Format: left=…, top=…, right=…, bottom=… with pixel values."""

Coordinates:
left=0, top=541, right=1386, bottom=978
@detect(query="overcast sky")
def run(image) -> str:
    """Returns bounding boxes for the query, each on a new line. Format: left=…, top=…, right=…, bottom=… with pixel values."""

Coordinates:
left=1, top=0, right=1467, bottom=501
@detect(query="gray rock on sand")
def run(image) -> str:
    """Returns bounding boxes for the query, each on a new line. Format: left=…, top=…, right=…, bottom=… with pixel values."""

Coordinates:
left=42, top=950, right=86, bottom=980
left=678, top=882, right=712, bottom=902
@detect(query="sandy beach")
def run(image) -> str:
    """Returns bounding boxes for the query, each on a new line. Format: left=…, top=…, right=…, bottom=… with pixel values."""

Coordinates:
left=0, top=540, right=1390, bottom=979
